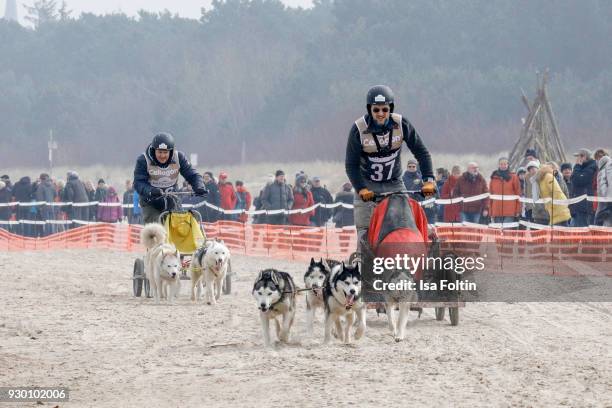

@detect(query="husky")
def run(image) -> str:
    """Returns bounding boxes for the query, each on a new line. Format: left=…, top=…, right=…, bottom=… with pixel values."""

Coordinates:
left=383, top=269, right=418, bottom=342
left=323, top=262, right=366, bottom=344
left=252, top=269, right=296, bottom=347
left=303, top=258, right=330, bottom=334
left=190, top=239, right=230, bottom=305
left=140, top=223, right=181, bottom=304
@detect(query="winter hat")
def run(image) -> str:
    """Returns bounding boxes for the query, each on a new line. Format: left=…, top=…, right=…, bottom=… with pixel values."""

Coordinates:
left=560, top=163, right=572, bottom=172
left=406, top=159, right=418, bottom=166
left=525, top=148, right=538, bottom=159
left=0, top=175, right=9, bottom=181
left=516, top=167, right=527, bottom=175
left=275, top=170, right=285, bottom=177
left=526, top=161, right=540, bottom=170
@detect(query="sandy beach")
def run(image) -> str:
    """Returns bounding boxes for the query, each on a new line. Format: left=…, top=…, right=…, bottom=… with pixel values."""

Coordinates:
left=1, top=249, right=611, bottom=407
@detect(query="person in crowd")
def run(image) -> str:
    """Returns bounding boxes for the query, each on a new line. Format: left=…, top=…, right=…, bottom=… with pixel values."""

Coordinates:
left=34, top=173, right=56, bottom=236
left=441, top=165, right=462, bottom=223
left=546, top=161, right=569, bottom=198
left=12, top=176, right=35, bottom=236
left=97, top=186, right=123, bottom=223
left=333, top=182, right=355, bottom=228
left=201, top=172, right=221, bottom=223
left=570, top=148, right=597, bottom=227
left=0, top=175, right=12, bottom=190
left=310, top=176, right=333, bottom=227
left=560, top=163, right=572, bottom=194
left=123, top=180, right=135, bottom=223
left=435, top=167, right=449, bottom=221
left=0, top=180, right=12, bottom=231
left=133, top=133, right=206, bottom=224
left=95, top=179, right=108, bottom=202
left=489, top=157, right=520, bottom=225
left=261, top=170, right=294, bottom=225
left=524, top=161, right=549, bottom=225
left=402, top=159, right=437, bottom=223
left=523, top=148, right=540, bottom=168
left=83, top=180, right=96, bottom=221
left=62, top=171, right=90, bottom=228
left=218, top=172, right=237, bottom=221
left=132, top=189, right=143, bottom=225
left=536, top=164, right=571, bottom=226
left=54, top=179, right=66, bottom=233
left=452, top=162, right=488, bottom=224
left=252, top=175, right=274, bottom=225
left=517, top=167, right=527, bottom=194
left=235, top=180, right=252, bottom=223
left=289, top=174, right=315, bottom=226
left=594, top=149, right=611, bottom=226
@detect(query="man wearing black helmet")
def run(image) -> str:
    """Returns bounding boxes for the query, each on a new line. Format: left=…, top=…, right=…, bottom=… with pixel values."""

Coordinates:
left=133, top=133, right=207, bottom=223
left=345, top=85, right=435, bottom=242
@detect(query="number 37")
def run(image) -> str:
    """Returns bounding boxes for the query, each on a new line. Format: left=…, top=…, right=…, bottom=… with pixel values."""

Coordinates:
left=370, top=160, right=395, bottom=181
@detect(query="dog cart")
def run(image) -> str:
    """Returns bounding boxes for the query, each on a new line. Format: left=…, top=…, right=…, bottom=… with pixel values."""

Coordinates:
left=352, top=191, right=464, bottom=326
left=132, top=191, right=233, bottom=297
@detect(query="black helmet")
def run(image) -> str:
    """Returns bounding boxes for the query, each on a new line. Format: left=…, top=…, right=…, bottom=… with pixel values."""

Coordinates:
left=366, top=85, right=395, bottom=113
left=152, top=132, right=175, bottom=151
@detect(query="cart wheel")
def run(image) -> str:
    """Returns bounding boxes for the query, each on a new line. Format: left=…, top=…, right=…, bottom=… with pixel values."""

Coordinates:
left=435, top=307, right=445, bottom=321
left=223, top=260, right=232, bottom=295
left=449, top=307, right=459, bottom=326
left=133, top=258, right=144, bottom=297
left=144, top=277, right=151, bottom=298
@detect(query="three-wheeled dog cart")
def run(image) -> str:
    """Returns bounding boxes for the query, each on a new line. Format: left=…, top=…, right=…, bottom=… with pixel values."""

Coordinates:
left=352, top=191, right=464, bottom=326
left=132, top=191, right=232, bottom=297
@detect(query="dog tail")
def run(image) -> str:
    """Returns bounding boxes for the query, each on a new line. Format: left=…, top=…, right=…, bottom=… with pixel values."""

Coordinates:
left=140, top=223, right=167, bottom=249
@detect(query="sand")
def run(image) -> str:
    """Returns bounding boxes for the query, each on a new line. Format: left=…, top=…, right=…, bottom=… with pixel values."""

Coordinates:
left=1, top=249, right=611, bottom=408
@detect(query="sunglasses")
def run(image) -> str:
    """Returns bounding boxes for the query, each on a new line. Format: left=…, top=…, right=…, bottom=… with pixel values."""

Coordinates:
left=372, top=107, right=389, bottom=113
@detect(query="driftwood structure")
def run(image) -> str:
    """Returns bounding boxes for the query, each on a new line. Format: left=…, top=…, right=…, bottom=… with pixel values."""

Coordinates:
left=509, top=71, right=567, bottom=169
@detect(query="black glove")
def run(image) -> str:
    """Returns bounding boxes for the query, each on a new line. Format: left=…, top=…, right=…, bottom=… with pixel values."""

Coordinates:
left=193, top=186, right=208, bottom=196
left=149, top=187, right=163, bottom=198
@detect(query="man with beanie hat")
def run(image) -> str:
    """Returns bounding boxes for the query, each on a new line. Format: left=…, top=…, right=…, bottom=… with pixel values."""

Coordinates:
left=261, top=170, right=293, bottom=225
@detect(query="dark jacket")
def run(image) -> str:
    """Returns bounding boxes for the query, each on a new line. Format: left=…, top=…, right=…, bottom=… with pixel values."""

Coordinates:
left=63, top=176, right=88, bottom=203
left=34, top=179, right=56, bottom=221
left=262, top=181, right=294, bottom=211
left=202, top=180, right=221, bottom=222
left=402, top=170, right=423, bottom=192
left=133, top=145, right=204, bottom=207
left=12, top=177, right=35, bottom=220
left=345, top=114, right=433, bottom=191
left=0, top=184, right=12, bottom=221
left=452, top=172, right=489, bottom=214
left=123, top=188, right=135, bottom=218
left=333, top=190, right=355, bottom=228
left=570, top=159, right=597, bottom=215
left=310, top=186, right=333, bottom=226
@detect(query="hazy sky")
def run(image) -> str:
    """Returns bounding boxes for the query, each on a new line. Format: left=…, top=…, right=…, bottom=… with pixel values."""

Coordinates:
left=3, top=0, right=314, bottom=23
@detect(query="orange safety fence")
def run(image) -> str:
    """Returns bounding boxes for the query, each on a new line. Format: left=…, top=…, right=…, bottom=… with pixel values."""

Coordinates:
left=0, top=223, right=611, bottom=274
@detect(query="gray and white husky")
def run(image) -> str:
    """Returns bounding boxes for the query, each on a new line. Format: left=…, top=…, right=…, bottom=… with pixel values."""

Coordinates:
left=323, top=262, right=366, bottom=344
left=190, top=239, right=230, bottom=305
left=252, top=269, right=296, bottom=347
left=303, top=258, right=330, bottom=334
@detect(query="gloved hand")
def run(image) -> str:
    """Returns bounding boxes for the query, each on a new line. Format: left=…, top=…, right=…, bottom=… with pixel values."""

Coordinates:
left=149, top=187, right=163, bottom=198
left=193, top=186, right=208, bottom=196
left=421, top=181, right=436, bottom=197
left=358, top=188, right=375, bottom=202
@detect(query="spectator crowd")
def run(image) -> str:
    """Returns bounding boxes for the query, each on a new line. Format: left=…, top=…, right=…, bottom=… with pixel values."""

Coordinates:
left=0, top=146, right=610, bottom=238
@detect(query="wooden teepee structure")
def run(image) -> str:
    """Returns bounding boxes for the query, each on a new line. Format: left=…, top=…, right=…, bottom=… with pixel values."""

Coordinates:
left=509, top=70, right=567, bottom=169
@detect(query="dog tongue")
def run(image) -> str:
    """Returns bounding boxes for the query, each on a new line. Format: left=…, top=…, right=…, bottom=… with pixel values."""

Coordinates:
left=346, top=294, right=355, bottom=307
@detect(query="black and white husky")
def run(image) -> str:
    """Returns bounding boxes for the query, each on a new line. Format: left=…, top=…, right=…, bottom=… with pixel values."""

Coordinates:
left=303, top=258, right=330, bottom=334
left=384, top=269, right=417, bottom=342
left=323, top=262, right=366, bottom=344
left=252, top=269, right=297, bottom=347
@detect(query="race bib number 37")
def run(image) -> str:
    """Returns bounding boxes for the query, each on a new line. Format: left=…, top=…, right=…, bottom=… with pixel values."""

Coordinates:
left=370, top=159, right=395, bottom=181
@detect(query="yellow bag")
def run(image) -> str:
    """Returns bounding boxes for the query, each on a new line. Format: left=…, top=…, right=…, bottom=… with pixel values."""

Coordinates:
left=164, top=211, right=205, bottom=254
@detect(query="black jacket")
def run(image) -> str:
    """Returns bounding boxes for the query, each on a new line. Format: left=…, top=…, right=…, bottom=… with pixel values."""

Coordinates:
left=133, top=146, right=204, bottom=207
left=310, top=186, right=333, bottom=226
left=570, top=159, right=597, bottom=214
left=345, top=114, right=433, bottom=191
left=63, top=175, right=89, bottom=203
left=333, top=190, right=355, bottom=228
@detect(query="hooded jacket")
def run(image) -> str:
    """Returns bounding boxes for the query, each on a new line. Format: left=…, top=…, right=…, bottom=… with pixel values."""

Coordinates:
left=97, top=187, right=123, bottom=223
left=537, top=165, right=571, bottom=225
left=289, top=184, right=315, bottom=226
